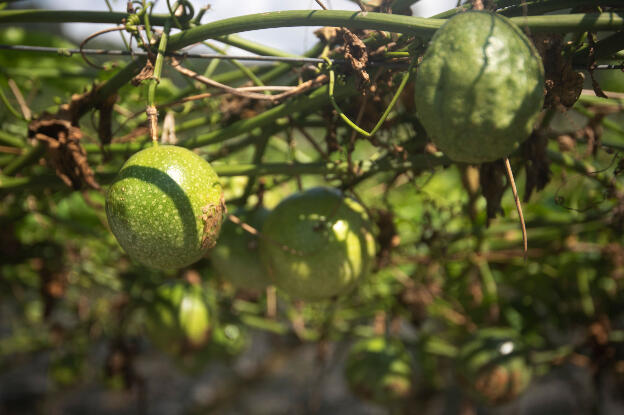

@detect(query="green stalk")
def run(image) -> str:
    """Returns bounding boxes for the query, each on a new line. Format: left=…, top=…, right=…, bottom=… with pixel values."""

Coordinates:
left=0, top=152, right=448, bottom=191
left=165, top=10, right=442, bottom=51
left=546, top=148, right=617, bottom=190
left=327, top=58, right=415, bottom=137
left=180, top=83, right=356, bottom=149
left=203, top=41, right=265, bottom=88
left=146, top=21, right=171, bottom=109
left=215, top=34, right=298, bottom=58
left=573, top=31, right=624, bottom=65
left=0, top=86, right=24, bottom=120
left=1, top=10, right=621, bottom=36
left=2, top=142, right=45, bottom=176
left=0, top=130, right=25, bottom=148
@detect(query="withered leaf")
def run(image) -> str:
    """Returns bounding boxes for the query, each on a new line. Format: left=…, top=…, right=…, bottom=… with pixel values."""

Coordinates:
left=28, top=116, right=100, bottom=190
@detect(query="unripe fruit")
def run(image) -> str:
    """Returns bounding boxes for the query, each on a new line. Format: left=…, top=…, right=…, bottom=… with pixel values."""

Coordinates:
left=415, top=11, right=544, bottom=163
left=211, top=207, right=270, bottom=292
left=105, top=145, right=225, bottom=269
left=259, top=187, right=375, bottom=301
left=145, top=281, right=210, bottom=355
left=345, top=337, right=413, bottom=405
left=457, top=328, right=532, bottom=406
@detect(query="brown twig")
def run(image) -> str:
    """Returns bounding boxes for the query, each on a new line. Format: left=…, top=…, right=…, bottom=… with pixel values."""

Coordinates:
left=7, top=79, right=31, bottom=121
left=146, top=105, right=158, bottom=143
left=296, top=127, right=329, bottom=159
left=0, top=145, right=23, bottom=155
left=315, top=0, right=329, bottom=10
left=504, top=158, right=528, bottom=259
left=170, top=57, right=327, bottom=102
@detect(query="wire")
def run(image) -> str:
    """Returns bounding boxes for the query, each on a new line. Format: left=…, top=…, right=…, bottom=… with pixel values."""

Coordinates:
left=1, top=44, right=620, bottom=69
left=0, top=44, right=411, bottom=67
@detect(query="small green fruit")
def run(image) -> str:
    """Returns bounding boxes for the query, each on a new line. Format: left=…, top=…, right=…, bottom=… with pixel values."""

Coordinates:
left=105, top=145, right=225, bottom=269
left=457, top=328, right=532, bottom=406
left=593, top=61, right=624, bottom=93
left=415, top=11, right=544, bottom=163
left=145, top=280, right=210, bottom=355
left=211, top=207, right=271, bottom=292
left=345, top=337, right=413, bottom=405
left=259, top=187, right=375, bottom=301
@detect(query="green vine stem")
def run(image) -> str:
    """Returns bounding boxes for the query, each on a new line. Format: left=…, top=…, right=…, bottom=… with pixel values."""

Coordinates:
left=181, top=83, right=356, bottom=149
left=2, top=10, right=621, bottom=40
left=2, top=143, right=45, bottom=176
left=326, top=57, right=416, bottom=137
left=215, top=34, right=299, bottom=58
left=0, top=152, right=449, bottom=191
left=0, top=85, right=25, bottom=120
left=146, top=20, right=171, bottom=143
left=203, top=41, right=265, bottom=88
left=0, top=130, right=25, bottom=148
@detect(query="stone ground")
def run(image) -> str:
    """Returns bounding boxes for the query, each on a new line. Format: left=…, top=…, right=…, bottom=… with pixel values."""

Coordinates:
left=1, top=332, right=624, bottom=415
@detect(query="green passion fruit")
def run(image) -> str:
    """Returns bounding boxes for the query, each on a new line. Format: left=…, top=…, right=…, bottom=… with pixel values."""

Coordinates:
left=259, top=187, right=375, bottom=302
left=145, top=280, right=211, bottom=355
left=211, top=207, right=271, bottom=292
left=345, top=337, right=413, bottom=405
left=457, top=328, right=532, bottom=406
left=105, top=145, right=225, bottom=269
left=415, top=11, right=544, bottom=163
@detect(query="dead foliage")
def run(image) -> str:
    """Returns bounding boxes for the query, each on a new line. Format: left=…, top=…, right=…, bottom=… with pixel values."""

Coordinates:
left=398, top=267, right=442, bottom=327
left=29, top=112, right=100, bottom=190
left=342, top=29, right=370, bottom=84
left=95, top=92, right=118, bottom=147
left=586, top=32, right=609, bottom=99
left=131, top=58, right=155, bottom=86
left=460, top=164, right=481, bottom=220
left=520, top=131, right=551, bottom=202
left=372, top=208, right=400, bottom=269
left=479, top=160, right=508, bottom=222
left=219, top=95, right=267, bottom=123
left=533, top=34, right=584, bottom=109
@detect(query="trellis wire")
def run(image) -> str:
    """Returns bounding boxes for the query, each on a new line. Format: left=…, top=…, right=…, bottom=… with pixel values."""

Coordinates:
left=0, top=44, right=408, bottom=67
left=1, top=44, right=621, bottom=70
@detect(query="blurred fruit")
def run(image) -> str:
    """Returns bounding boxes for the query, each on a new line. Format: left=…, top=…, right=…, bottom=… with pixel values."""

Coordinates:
left=145, top=280, right=210, bottom=355
left=211, top=207, right=271, bottom=292
left=457, top=328, right=532, bottom=406
left=105, top=145, right=225, bottom=269
left=345, top=337, right=413, bottom=406
left=415, top=11, right=544, bottom=163
left=259, top=187, right=375, bottom=301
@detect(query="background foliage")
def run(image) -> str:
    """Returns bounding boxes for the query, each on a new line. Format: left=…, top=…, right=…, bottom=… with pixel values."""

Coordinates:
left=1, top=0, right=624, bottom=414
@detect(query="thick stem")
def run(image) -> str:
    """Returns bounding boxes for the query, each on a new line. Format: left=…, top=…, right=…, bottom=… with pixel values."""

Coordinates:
left=0, top=152, right=449, bottom=191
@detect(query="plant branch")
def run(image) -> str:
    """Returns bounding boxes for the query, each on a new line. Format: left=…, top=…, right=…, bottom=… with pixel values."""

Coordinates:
left=0, top=152, right=448, bottom=193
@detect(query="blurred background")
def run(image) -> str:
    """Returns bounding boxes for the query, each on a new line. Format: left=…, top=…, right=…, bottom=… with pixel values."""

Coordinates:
left=2, top=1, right=624, bottom=414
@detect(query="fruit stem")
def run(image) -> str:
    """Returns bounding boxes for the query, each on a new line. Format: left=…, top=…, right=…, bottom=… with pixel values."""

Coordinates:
left=504, top=158, right=528, bottom=259
left=146, top=20, right=171, bottom=143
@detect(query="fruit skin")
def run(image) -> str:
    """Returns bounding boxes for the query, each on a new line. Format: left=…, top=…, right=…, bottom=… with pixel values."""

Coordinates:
left=415, top=11, right=545, bottom=163
left=345, top=337, right=413, bottom=405
left=105, top=145, right=225, bottom=269
left=457, top=328, right=532, bottom=406
left=259, top=187, right=375, bottom=301
left=211, top=207, right=270, bottom=292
